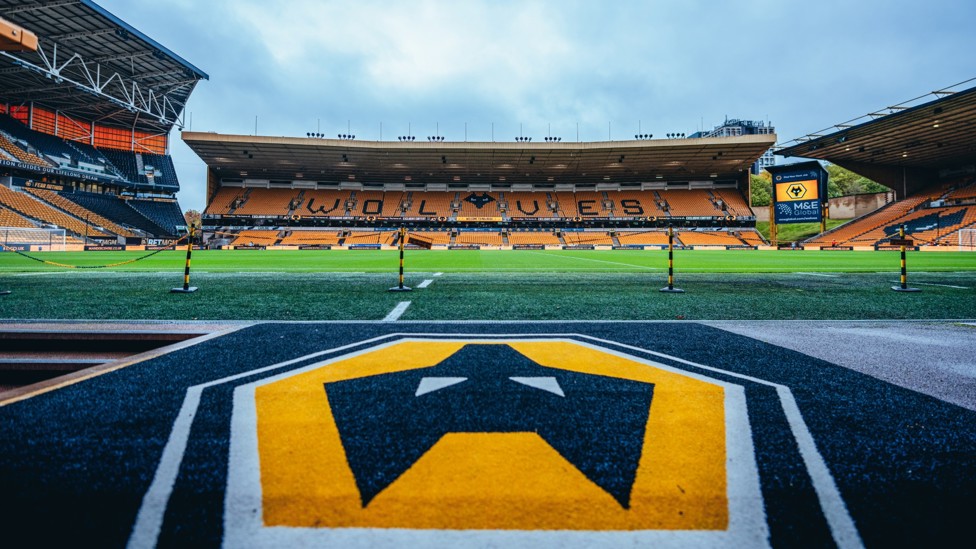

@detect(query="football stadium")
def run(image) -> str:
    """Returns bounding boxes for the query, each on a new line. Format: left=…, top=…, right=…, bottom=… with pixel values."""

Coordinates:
left=0, top=1, right=974, bottom=548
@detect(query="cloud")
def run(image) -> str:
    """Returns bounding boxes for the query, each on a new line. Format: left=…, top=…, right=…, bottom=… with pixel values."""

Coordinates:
left=93, top=0, right=976, bottom=212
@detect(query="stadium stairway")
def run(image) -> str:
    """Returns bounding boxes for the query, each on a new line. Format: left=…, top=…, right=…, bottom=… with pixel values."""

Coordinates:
left=0, top=325, right=216, bottom=394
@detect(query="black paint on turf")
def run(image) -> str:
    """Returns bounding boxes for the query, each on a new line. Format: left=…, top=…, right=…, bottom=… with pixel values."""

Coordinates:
left=0, top=322, right=973, bottom=549
left=326, top=343, right=653, bottom=508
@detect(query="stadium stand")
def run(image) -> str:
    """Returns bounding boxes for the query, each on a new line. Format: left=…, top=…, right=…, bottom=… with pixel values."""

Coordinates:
left=25, top=189, right=135, bottom=237
left=936, top=207, right=976, bottom=246
left=59, top=191, right=171, bottom=236
left=606, top=191, right=664, bottom=218
left=205, top=187, right=247, bottom=215
left=553, top=192, right=580, bottom=218
left=0, top=132, right=50, bottom=167
left=906, top=207, right=971, bottom=245
left=737, top=230, right=768, bottom=247
left=507, top=231, right=562, bottom=246
left=945, top=178, right=976, bottom=202
left=138, top=153, right=180, bottom=189
left=711, top=189, right=752, bottom=217
left=0, top=185, right=111, bottom=239
left=97, top=148, right=140, bottom=182
left=377, top=191, right=406, bottom=218
left=677, top=231, right=750, bottom=247
left=0, top=204, right=34, bottom=228
left=127, top=199, right=186, bottom=236
left=456, top=192, right=503, bottom=218
left=804, top=183, right=974, bottom=247
left=300, top=190, right=352, bottom=218
left=408, top=231, right=452, bottom=246
left=504, top=192, right=558, bottom=219
left=346, top=191, right=397, bottom=218
left=0, top=0, right=203, bottom=244
left=232, top=188, right=299, bottom=216
left=229, top=230, right=280, bottom=247
left=660, top=190, right=724, bottom=217
left=0, top=113, right=184, bottom=187
left=563, top=231, right=614, bottom=246
left=278, top=230, right=343, bottom=246
left=455, top=231, right=504, bottom=246
left=344, top=230, right=397, bottom=245
left=616, top=231, right=670, bottom=246
left=203, top=187, right=764, bottom=224
left=570, top=192, right=614, bottom=218
left=401, top=192, right=454, bottom=218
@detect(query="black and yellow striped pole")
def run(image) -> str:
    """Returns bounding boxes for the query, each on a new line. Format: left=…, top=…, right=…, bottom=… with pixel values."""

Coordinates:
left=660, top=225, right=685, bottom=293
left=171, top=226, right=198, bottom=293
left=389, top=226, right=412, bottom=292
left=890, top=224, right=920, bottom=292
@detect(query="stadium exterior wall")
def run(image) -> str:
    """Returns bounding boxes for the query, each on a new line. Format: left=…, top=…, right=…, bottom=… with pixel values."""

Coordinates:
left=828, top=192, right=894, bottom=219
left=754, top=191, right=893, bottom=222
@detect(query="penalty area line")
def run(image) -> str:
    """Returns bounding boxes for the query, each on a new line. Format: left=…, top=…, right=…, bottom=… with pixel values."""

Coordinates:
left=417, top=279, right=434, bottom=288
left=383, top=301, right=412, bottom=322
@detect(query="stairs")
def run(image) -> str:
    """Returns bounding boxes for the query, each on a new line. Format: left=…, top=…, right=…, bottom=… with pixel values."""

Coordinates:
left=0, top=327, right=214, bottom=395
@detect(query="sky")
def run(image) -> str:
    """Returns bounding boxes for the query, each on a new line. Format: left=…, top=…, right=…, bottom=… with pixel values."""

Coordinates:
left=93, top=0, right=976, bottom=213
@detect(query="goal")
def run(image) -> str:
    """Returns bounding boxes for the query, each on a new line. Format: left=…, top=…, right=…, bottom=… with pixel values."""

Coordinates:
left=960, top=229, right=976, bottom=251
left=0, top=227, right=67, bottom=252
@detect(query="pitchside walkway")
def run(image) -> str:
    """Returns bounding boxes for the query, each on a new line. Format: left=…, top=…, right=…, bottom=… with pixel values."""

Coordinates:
left=0, top=320, right=973, bottom=548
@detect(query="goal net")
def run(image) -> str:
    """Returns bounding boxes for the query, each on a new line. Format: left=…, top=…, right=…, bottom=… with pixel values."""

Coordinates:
left=959, top=229, right=976, bottom=251
left=0, top=227, right=67, bottom=252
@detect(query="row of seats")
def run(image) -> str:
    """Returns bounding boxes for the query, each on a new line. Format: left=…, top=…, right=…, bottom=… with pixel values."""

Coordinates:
left=0, top=132, right=51, bottom=167
left=0, top=187, right=181, bottom=238
left=127, top=199, right=186, bottom=235
left=205, top=188, right=753, bottom=219
left=808, top=180, right=976, bottom=246
left=59, top=191, right=171, bottom=236
left=0, top=113, right=180, bottom=189
left=0, top=205, right=34, bottom=228
left=26, top=188, right=135, bottom=237
left=214, top=229, right=766, bottom=248
left=0, top=185, right=112, bottom=238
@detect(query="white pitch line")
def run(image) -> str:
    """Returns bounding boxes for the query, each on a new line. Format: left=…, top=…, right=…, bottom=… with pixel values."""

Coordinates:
left=433, top=272, right=443, bottom=277
left=890, top=281, right=969, bottom=289
left=127, top=334, right=406, bottom=549
left=417, top=279, right=434, bottom=288
left=525, top=250, right=660, bottom=270
left=796, top=272, right=840, bottom=278
left=383, top=301, right=412, bottom=322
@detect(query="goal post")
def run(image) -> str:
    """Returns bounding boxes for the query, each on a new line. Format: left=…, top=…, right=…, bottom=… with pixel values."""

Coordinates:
left=960, top=229, right=976, bottom=251
left=0, top=227, right=67, bottom=252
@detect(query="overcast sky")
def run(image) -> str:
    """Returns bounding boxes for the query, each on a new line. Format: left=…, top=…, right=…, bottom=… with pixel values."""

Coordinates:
left=94, top=0, right=976, bottom=212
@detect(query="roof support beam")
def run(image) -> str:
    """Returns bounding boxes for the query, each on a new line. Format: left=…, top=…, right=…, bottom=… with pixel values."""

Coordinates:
left=0, top=37, right=187, bottom=129
left=1, top=1, right=80, bottom=16
left=49, top=28, right=117, bottom=41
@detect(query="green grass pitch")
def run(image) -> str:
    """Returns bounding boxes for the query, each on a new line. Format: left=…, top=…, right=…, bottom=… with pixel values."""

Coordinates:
left=0, top=249, right=974, bottom=321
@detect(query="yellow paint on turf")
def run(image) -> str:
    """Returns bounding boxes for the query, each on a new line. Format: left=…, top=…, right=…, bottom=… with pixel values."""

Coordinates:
left=256, top=340, right=727, bottom=530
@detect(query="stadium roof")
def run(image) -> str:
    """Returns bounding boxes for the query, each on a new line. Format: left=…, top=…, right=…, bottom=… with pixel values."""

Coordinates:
left=0, top=0, right=207, bottom=134
left=182, top=132, right=776, bottom=189
left=777, top=78, right=976, bottom=196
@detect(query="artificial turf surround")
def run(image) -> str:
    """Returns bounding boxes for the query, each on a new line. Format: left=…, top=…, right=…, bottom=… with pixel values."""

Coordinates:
left=1, top=248, right=974, bottom=545
left=1, top=322, right=973, bottom=548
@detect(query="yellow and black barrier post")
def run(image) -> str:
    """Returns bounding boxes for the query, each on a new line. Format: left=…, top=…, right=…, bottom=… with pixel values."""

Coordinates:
left=389, top=226, right=412, bottom=292
left=890, top=224, right=920, bottom=292
left=171, top=226, right=198, bottom=293
left=660, top=225, right=684, bottom=293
